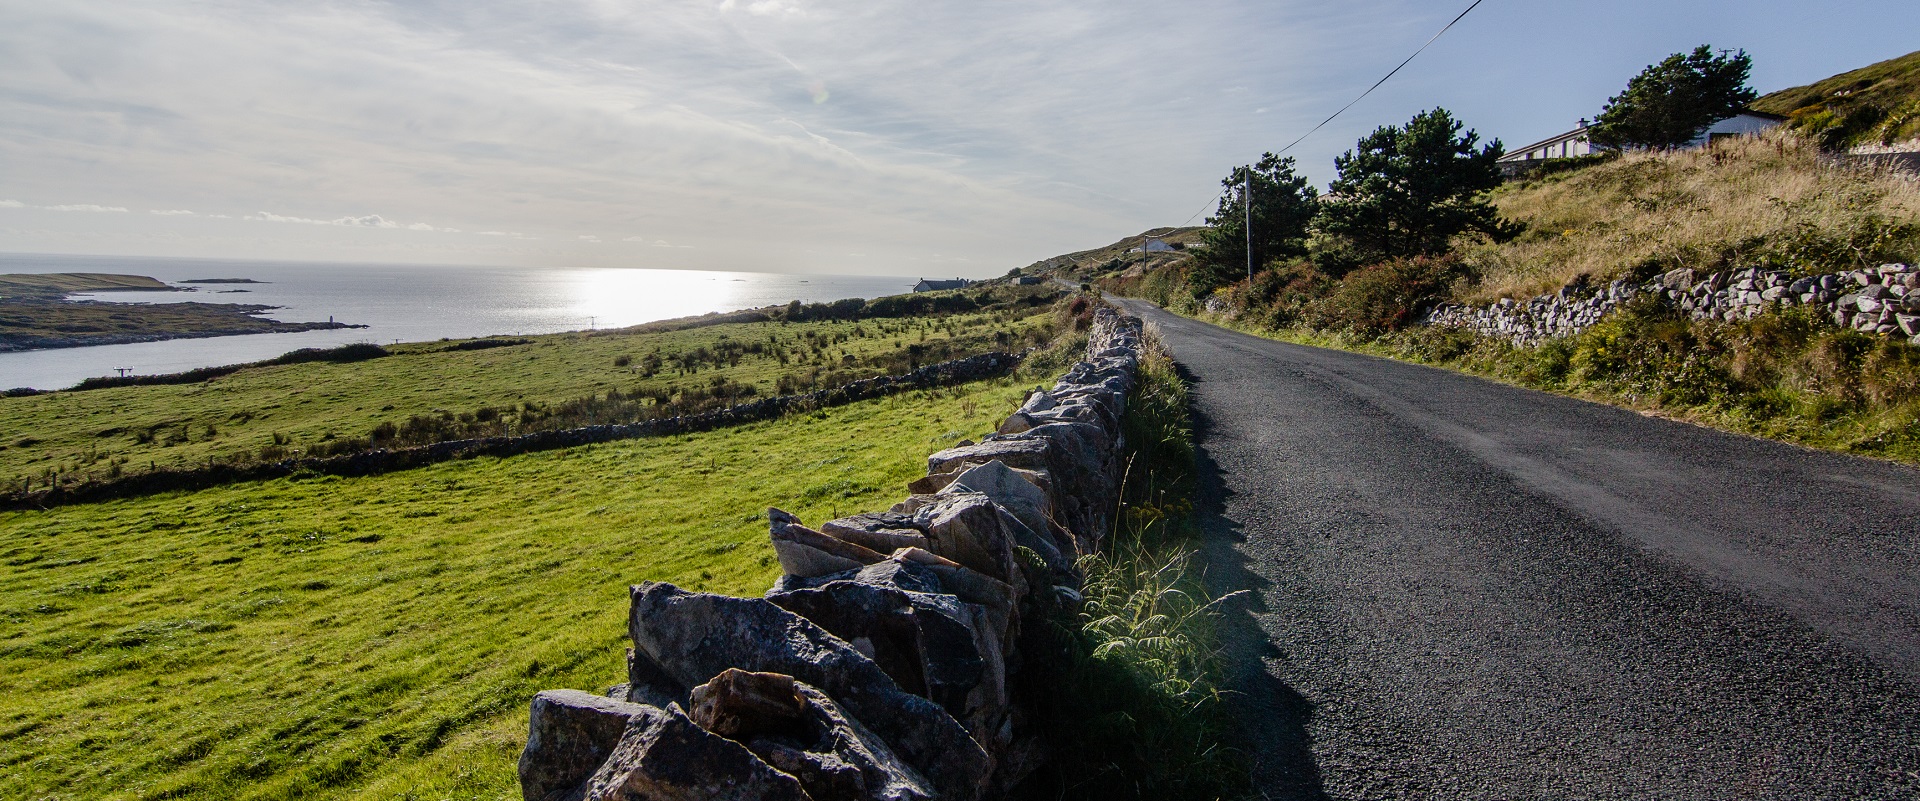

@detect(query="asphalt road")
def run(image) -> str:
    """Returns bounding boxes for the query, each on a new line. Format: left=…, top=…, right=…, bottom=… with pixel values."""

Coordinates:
left=1110, top=298, right=1920, bottom=800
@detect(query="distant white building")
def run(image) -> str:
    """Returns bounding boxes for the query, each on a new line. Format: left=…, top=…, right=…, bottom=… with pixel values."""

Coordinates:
left=1498, top=111, right=1787, bottom=175
left=1125, top=238, right=1178, bottom=254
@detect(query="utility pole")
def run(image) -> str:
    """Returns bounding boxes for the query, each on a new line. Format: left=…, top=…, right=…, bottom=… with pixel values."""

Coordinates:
left=1244, top=167, right=1254, bottom=280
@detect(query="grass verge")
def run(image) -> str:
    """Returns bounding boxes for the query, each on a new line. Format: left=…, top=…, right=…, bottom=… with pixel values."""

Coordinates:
left=1017, top=327, right=1248, bottom=800
left=1199, top=302, right=1920, bottom=466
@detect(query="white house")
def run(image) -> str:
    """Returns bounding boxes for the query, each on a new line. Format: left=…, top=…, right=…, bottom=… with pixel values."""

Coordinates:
left=1497, top=111, right=1787, bottom=175
left=1690, top=110, right=1786, bottom=146
left=1125, top=238, right=1178, bottom=254
left=1501, top=119, right=1599, bottom=164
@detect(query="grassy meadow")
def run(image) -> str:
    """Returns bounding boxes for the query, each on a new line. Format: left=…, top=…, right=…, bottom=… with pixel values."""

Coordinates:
left=2, top=305, right=1055, bottom=491
left=0, top=376, right=1033, bottom=801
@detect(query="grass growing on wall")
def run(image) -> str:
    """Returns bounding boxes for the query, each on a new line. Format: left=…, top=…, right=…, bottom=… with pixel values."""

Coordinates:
left=1019, top=328, right=1248, bottom=801
left=0, top=378, right=1030, bottom=801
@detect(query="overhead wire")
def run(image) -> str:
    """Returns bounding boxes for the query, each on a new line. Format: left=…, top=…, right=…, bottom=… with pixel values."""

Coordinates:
left=1168, top=0, right=1490, bottom=230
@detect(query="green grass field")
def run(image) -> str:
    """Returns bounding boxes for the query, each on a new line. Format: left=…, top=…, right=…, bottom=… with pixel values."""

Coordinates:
left=2, top=306, right=1054, bottom=490
left=0, top=375, right=1031, bottom=800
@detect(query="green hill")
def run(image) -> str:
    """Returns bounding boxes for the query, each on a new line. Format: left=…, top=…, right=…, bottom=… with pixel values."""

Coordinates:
left=1753, top=49, right=1920, bottom=150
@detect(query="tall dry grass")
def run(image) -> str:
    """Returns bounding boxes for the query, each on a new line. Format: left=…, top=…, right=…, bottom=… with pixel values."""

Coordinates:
left=1461, top=131, right=1920, bottom=303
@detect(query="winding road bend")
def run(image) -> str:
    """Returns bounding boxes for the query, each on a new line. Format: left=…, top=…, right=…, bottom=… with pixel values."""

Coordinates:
left=1111, top=299, right=1920, bottom=800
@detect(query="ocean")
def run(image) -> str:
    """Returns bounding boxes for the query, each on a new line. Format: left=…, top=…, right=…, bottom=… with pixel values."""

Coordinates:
left=0, top=253, right=928, bottom=390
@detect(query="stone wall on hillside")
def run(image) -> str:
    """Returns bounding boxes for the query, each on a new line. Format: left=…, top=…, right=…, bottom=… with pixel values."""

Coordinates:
left=1425, top=263, right=1920, bottom=347
left=516, top=307, right=1145, bottom=801
left=5, top=351, right=1023, bottom=511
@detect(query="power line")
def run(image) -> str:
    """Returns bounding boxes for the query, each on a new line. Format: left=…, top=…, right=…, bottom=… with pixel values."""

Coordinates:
left=1171, top=0, right=1491, bottom=230
left=1270, top=0, right=1489, bottom=158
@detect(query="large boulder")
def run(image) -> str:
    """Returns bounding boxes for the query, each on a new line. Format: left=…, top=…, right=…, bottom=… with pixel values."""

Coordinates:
left=625, top=582, right=990, bottom=799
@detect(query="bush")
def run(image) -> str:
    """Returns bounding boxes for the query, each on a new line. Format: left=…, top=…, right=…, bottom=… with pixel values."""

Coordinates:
left=1304, top=254, right=1472, bottom=335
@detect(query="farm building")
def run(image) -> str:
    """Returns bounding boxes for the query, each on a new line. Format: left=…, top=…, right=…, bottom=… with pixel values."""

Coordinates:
left=913, top=278, right=970, bottom=292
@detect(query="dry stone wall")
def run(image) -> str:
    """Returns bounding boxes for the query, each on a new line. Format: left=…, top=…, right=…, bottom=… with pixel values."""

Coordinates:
left=517, top=307, right=1145, bottom=801
left=1425, top=263, right=1920, bottom=346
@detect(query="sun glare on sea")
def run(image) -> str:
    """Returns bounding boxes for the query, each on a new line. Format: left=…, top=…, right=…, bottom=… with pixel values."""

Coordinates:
left=563, top=267, right=750, bottom=329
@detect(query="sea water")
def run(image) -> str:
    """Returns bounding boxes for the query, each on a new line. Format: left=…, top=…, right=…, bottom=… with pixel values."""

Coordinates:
left=0, top=253, right=926, bottom=390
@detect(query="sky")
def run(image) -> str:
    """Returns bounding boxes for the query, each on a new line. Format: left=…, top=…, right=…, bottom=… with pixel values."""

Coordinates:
left=0, top=1, right=1914, bottom=277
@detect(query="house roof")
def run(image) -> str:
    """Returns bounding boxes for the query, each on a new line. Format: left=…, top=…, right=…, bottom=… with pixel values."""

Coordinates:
left=1498, top=109, right=1788, bottom=163
left=1498, top=124, right=1592, bottom=163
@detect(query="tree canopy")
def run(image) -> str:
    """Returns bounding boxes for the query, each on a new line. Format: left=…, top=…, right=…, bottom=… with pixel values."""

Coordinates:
left=1311, top=108, right=1507, bottom=275
left=1591, top=45, right=1757, bottom=150
left=1193, top=153, right=1319, bottom=294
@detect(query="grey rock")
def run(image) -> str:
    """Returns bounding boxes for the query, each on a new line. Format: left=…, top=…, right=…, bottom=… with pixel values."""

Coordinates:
left=767, top=578, right=1009, bottom=750
left=578, top=701, right=810, bottom=801
left=741, top=680, right=938, bottom=801
left=942, top=460, right=1072, bottom=562
left=770, top=507, right=888, bottom=578
left=626, top=582, right=991, bottom=799
left=820, top=513, right=931, bottom=555
left=912, top=492, right=1029, bottom=590
left=519, top=690, right=659, bottom=801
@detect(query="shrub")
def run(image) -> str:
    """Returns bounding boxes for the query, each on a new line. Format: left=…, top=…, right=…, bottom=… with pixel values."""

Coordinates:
left=1304, top=254, right=1472, bottom=335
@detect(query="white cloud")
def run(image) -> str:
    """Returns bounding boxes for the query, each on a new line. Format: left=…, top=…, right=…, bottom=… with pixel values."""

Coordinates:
left=19, top=0, right=1867, bottom=273
left=578, top=234, right=600, bottom=242
left=149, top=209, right=195, bottom=215
left=334, top=214, right=398, bottom=228
left=248, top=210, right=463, bottom=231
left=43, top=204, right=128, bottom=212
left=0, top=200, right=22, bottom=208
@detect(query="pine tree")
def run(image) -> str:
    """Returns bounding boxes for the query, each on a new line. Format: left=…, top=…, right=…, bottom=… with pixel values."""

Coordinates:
left=1591, top=46, right=1757, bottom=150
left=1193, top=153, right=1319, bottom=294
left=1312, top=108, right=1507, bottom=275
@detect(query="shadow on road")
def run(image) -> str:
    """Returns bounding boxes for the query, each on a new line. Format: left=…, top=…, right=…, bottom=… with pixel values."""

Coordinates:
left=1179, top=362, right=1328, bottom=800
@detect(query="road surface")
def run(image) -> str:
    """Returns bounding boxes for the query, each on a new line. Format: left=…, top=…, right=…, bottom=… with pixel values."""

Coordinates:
left=1110, top=298, right=1920, bottom=800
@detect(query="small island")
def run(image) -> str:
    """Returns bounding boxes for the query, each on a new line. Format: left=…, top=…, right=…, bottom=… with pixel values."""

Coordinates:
left=0, top=272, right=361, bottom=352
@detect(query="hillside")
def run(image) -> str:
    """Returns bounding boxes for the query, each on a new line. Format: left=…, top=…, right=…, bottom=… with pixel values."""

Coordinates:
left=1461, top=130, right=1920, bottom=303
left=1091, top=129, right=1920, bottom=465
left=0, top=272, right=171, bottom=298
left=1753, top=48, right=1920, bottom=151
left=1025, top=226, right=1205, bottom=282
